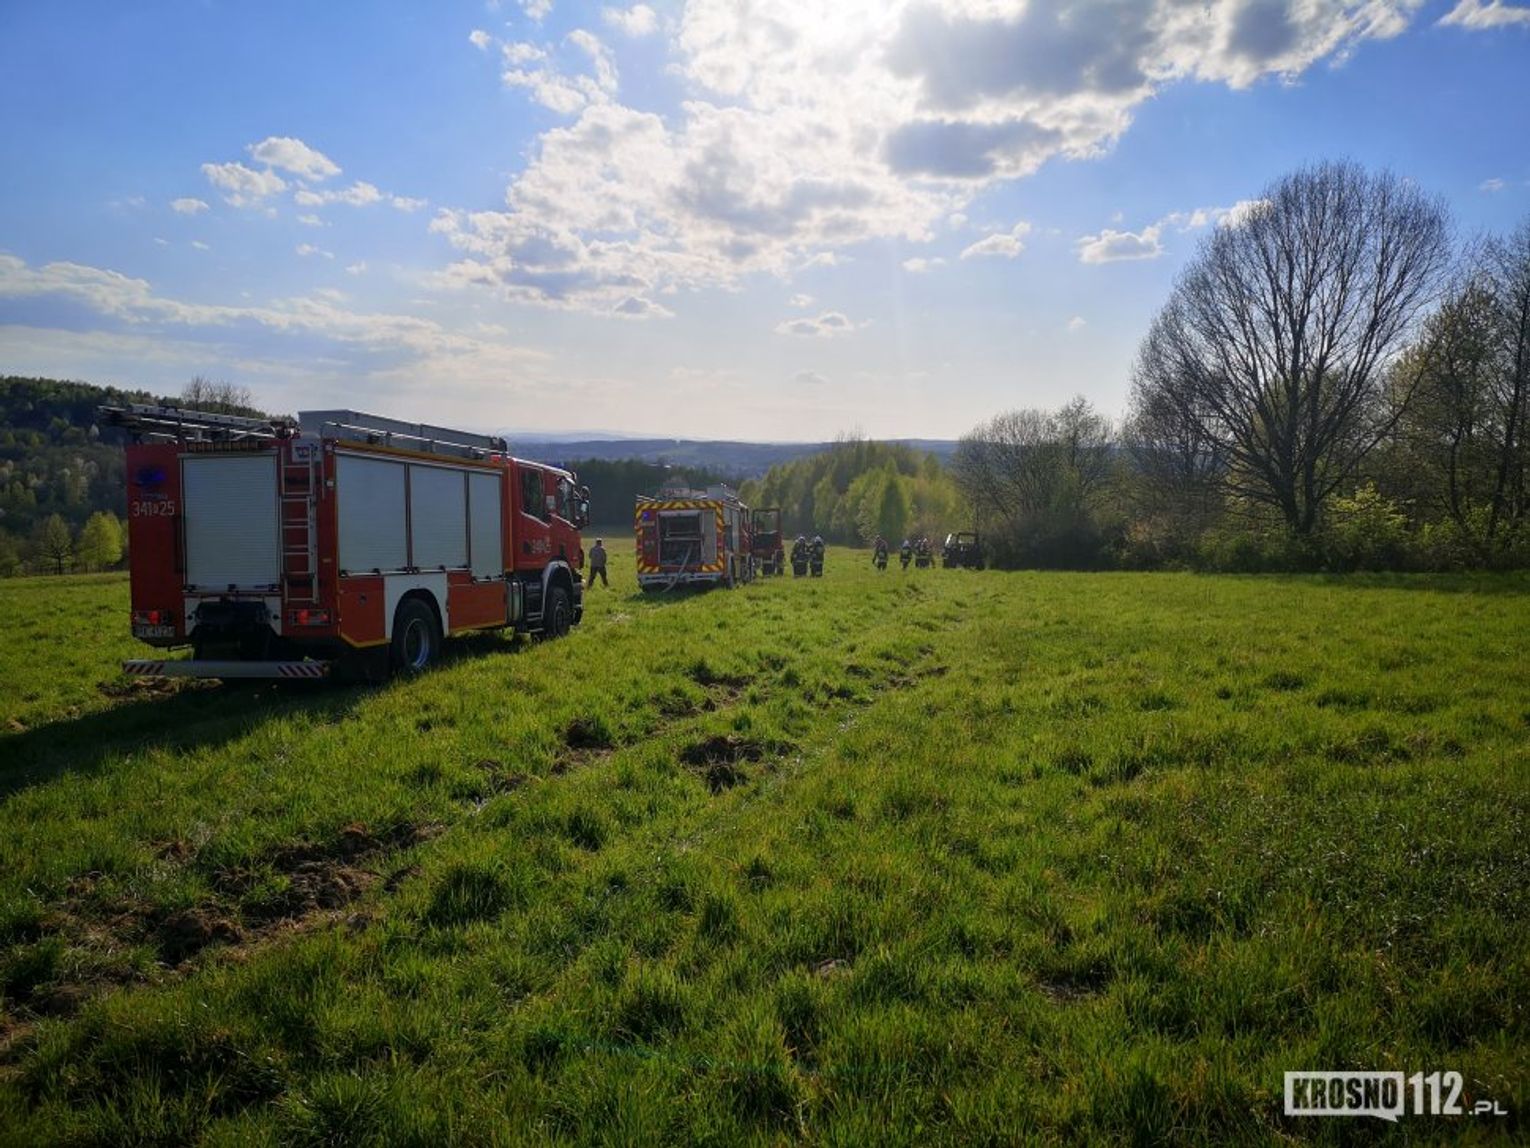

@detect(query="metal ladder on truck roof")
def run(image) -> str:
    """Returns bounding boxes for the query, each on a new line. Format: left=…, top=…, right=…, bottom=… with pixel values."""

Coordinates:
left=97, top=402, right=294, bottom=442
left=279, top=447, right=319, bottom=604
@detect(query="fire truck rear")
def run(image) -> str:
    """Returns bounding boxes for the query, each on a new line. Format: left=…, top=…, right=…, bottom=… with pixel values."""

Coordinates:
left=634, top=487, right=754, bottom=590
left=104, top=404, right=589, bottom=679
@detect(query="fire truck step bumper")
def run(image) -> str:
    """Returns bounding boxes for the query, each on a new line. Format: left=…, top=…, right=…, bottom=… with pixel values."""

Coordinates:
left=122, top=659, right=332, bottom=680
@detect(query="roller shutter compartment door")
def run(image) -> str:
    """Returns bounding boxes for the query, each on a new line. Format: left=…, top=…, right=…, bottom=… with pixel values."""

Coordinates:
left=337, top=454, right=408, bottom=574
left=182, top=454, right=280, bottom=590
left=410, top=464, right=468, bottom=569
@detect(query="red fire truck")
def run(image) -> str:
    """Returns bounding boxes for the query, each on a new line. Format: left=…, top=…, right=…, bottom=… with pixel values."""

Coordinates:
left=634, top=487, right=753, bottom=591
left=103, top=404, right=589, bottom=679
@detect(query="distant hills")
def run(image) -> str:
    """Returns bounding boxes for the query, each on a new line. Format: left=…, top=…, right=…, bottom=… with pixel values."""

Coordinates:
left=517, top=437, right=958, bottom=478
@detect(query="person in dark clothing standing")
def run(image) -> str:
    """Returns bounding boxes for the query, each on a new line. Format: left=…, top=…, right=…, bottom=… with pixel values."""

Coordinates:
left=586, top=538, right=608, bottom=588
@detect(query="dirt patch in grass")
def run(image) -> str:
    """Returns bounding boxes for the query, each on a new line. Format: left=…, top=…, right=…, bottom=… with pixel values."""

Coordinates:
left=156, top=906, right=243, bottom=965
left=687, top=658, right=752, bottom=690
left=214, top=820, right=436, bottom=929
left=4, top=820, right=441, bottom=1030
left=1036, top=961, right=1112, bottom=1003
left=564, top=715, right=615, bottom=751
left=95, top=677, right=191, bottom=702
left=680, top=735, right=795, bottom=794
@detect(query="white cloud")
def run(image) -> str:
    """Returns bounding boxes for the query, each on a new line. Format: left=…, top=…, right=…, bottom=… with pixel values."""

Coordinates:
left=432, top=0, right=1420, bottom=317
left=330, top=180, right=383, bottom=206
left=1077, top=225, right=1164, bottom=263
left=901, top=256, right=945, bottom=272
left=247, top=136, right=340, bottom=181
left=0, top=252, right=550, bottom=406
left=960, top=222, right=1031, bottom=260
left=502, top=41, right=545, bottom=65
left=391, top=195, right=428, bottom=212
left=603, top=4, right=657, bottom=35
left=469, top=28, right=493, bottom=50
left=201, top=161, right=287, bottom=207
left=297, top=213, right=325, bottom=227
left=1440, top=0, right=1530, bottom=28
left=519, top=0, right=554, bottom=21
left=788, top=293, right=814, bottom=307
left=1480, top=177, right=1507, bottom=192
left=567, top=30, right=619, bottom=93
left=500, top=30, right=620, bottom=114
left=1078, top=198, right=1266, bottom=265
left=295, top=243, right=334, bottom=259
left=611, top=294, right=674, bottom=318
left=171, top=197, right=209, bottom=215
left=1066, top=315, right=1086, bottom=332
left=1163, top=198, right=1268, bottom=231
left=191, top=241, right=211, bottom=251
left=774, top=310, right=857, bottom=337
left=345, top=261, right=368, bottom=276
left=294, top=180, right=384, bottom=208
left=795, top=369, right=828, bottom=385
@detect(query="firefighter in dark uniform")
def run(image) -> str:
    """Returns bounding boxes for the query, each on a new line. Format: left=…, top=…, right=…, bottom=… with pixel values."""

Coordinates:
left=790, top=535, right=809, bottom=577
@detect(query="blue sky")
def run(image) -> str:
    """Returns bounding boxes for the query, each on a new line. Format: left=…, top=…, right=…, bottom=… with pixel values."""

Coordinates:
left=1, top=0, right=1527, bottom=440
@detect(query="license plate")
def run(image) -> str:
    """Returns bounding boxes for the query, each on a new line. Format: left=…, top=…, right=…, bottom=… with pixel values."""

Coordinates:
left=134, top=624, right=176, bottom=639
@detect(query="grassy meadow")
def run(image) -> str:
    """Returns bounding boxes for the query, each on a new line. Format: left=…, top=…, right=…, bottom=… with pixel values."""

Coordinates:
left=0, top=554, right=1526, bottom=1144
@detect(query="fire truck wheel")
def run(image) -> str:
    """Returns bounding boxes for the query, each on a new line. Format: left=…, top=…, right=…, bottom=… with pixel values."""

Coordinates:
left=543, top=585, right=572, bottom=639
left=392, top=598, right=441, bottom=674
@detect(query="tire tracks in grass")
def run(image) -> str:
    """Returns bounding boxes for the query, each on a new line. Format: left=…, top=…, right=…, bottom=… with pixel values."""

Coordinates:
left=0, top=577, right=979, bottom=1076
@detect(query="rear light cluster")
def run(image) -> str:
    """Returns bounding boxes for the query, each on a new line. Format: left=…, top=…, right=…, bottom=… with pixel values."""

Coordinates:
left=132, top=609, right=172, bottom=626
left=288, top=608, right=332, bottom=627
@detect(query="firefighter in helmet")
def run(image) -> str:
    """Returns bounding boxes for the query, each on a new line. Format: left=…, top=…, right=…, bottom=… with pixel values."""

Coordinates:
left=899, top=538, right=913, bottom=570
left=790, top=534, right=809, bottom=577
left=809, top=534, right=825, bottom=577
left=873, top=535, right=888, bottom=570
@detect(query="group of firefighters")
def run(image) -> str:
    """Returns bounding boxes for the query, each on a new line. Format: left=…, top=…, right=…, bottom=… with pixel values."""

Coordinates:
left=871, top=535, right=935, bottom=571
left=586, top=531, right=940, bottom=589
left=788, top=534, right=827, bottom=577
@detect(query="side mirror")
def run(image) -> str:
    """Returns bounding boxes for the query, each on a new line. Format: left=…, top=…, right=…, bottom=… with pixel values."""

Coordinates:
left=576, top=499, right=590, bottom=527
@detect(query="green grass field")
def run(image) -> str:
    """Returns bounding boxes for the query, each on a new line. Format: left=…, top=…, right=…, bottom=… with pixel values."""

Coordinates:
left=1, top=556, right=1526, bottom=1144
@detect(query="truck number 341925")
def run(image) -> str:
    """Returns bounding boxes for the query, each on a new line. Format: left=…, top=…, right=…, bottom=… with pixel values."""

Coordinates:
left=131, top=500, right=177, bottom=517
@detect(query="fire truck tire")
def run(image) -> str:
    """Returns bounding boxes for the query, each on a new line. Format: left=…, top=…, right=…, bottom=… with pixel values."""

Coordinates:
left=542, top=585, right=573, bottom=639
left=392, top=597, right=441, bottom=674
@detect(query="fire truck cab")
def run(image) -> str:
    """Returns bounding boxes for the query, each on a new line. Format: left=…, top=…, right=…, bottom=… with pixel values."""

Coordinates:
left=103, top=404, right=589, bottom=679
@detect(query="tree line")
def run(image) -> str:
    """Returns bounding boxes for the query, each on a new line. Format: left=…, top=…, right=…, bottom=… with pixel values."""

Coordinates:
left=955, top=162, right=1529, bottom=571
left=0, top=376, right=256, bottom=576
left=738, top=438, right=963, bottom=545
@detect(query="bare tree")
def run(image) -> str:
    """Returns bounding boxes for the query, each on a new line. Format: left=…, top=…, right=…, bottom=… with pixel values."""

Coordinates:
left=952, top=396, right=1114, bottom=566
left=1125, top=338, right=1225, bottom=543
left=1134, top=161, right=1452, bottom=534
left=1389, top=219, right=1530, bottom=551
left=1484, top=220, right=1530, bottom=541
left=181, top=375, right=254, bottom=415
